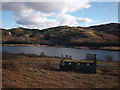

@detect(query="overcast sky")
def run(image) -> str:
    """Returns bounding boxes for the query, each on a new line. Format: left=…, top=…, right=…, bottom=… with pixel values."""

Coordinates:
left=1, top=0, right=118, bottom=29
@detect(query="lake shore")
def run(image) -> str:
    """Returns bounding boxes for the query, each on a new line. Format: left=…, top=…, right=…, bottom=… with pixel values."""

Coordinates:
left=2, top=44, right=120, bottom=51
left=2, top=52, right=119, bottom=88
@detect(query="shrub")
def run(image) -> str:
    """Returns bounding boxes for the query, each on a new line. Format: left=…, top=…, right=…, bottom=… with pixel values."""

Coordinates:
left=105, top=55, right=113, bottom=62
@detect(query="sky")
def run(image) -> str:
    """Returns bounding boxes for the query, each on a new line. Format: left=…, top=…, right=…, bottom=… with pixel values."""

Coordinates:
left=0, top=0, right=118, bottom=29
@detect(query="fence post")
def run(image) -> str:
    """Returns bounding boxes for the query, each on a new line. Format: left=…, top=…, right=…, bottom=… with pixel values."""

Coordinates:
left=59, top=59, right=64, bottom=70
left=94, top=53, right=97, bottom=74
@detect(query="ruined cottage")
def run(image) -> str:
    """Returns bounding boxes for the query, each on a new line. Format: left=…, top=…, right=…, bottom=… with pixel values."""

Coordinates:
left=59, top=53, right=97, bottom=74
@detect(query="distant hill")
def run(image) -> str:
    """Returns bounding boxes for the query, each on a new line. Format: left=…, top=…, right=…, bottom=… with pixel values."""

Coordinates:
left=2, top=23, right=120, bottom=47
left=87, top=23, right=119, bottom=36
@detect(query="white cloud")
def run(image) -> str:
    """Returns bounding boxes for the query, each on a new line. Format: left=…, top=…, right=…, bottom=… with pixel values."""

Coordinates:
left=16, top=11, right=59, bottom=29
left=55, top=14, right=78, bottom=26
left=2, top=0, right=96, bottom=29
left=15, top=12, right=95, bottom=29
left=78, top=18, right=94, bottom=24
left=2, top=0, right=90, bottom=13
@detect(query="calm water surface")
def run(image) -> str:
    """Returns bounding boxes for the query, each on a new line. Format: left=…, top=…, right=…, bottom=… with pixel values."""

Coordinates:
left=2, top=46, right=119, bottom=61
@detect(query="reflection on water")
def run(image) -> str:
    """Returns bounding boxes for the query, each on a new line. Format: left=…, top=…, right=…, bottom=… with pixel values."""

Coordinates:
left=2, top=46, right=119, bottom=61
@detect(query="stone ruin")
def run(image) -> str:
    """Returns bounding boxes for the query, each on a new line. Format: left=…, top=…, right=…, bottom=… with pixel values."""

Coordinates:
left=59, top=53, right=97, bottom=74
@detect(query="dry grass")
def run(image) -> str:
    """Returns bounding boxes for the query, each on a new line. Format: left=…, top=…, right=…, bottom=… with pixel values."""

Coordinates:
left=100, top=46, right=120, bottom=51
left=2, top=52, right=119, bottom=88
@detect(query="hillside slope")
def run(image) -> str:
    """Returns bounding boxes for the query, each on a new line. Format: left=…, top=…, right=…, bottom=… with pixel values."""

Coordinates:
left=2, top=23, right=119, bottom=47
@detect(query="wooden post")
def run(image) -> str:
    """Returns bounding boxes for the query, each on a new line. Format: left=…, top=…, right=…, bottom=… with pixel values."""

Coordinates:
left=94, top=53, right=97, bottom=65
left=93, top=53, right=97, bottom=74
left=59, top=59, right=64, bottom=70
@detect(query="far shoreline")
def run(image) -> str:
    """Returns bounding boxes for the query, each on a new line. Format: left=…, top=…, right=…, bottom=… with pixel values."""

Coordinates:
left=1, top=44, right=120, bottom=51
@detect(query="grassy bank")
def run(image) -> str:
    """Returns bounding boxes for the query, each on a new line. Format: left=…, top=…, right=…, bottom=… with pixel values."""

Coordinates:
left=2, top=52, right=119, bottom=88
left=2, top=44, right=120, bottom=51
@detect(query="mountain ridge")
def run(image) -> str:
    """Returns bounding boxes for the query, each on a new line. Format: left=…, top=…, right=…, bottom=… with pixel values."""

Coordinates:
left=2, top=23, right=119, bottom=30
left=2, top=23, right=120, bottom=48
